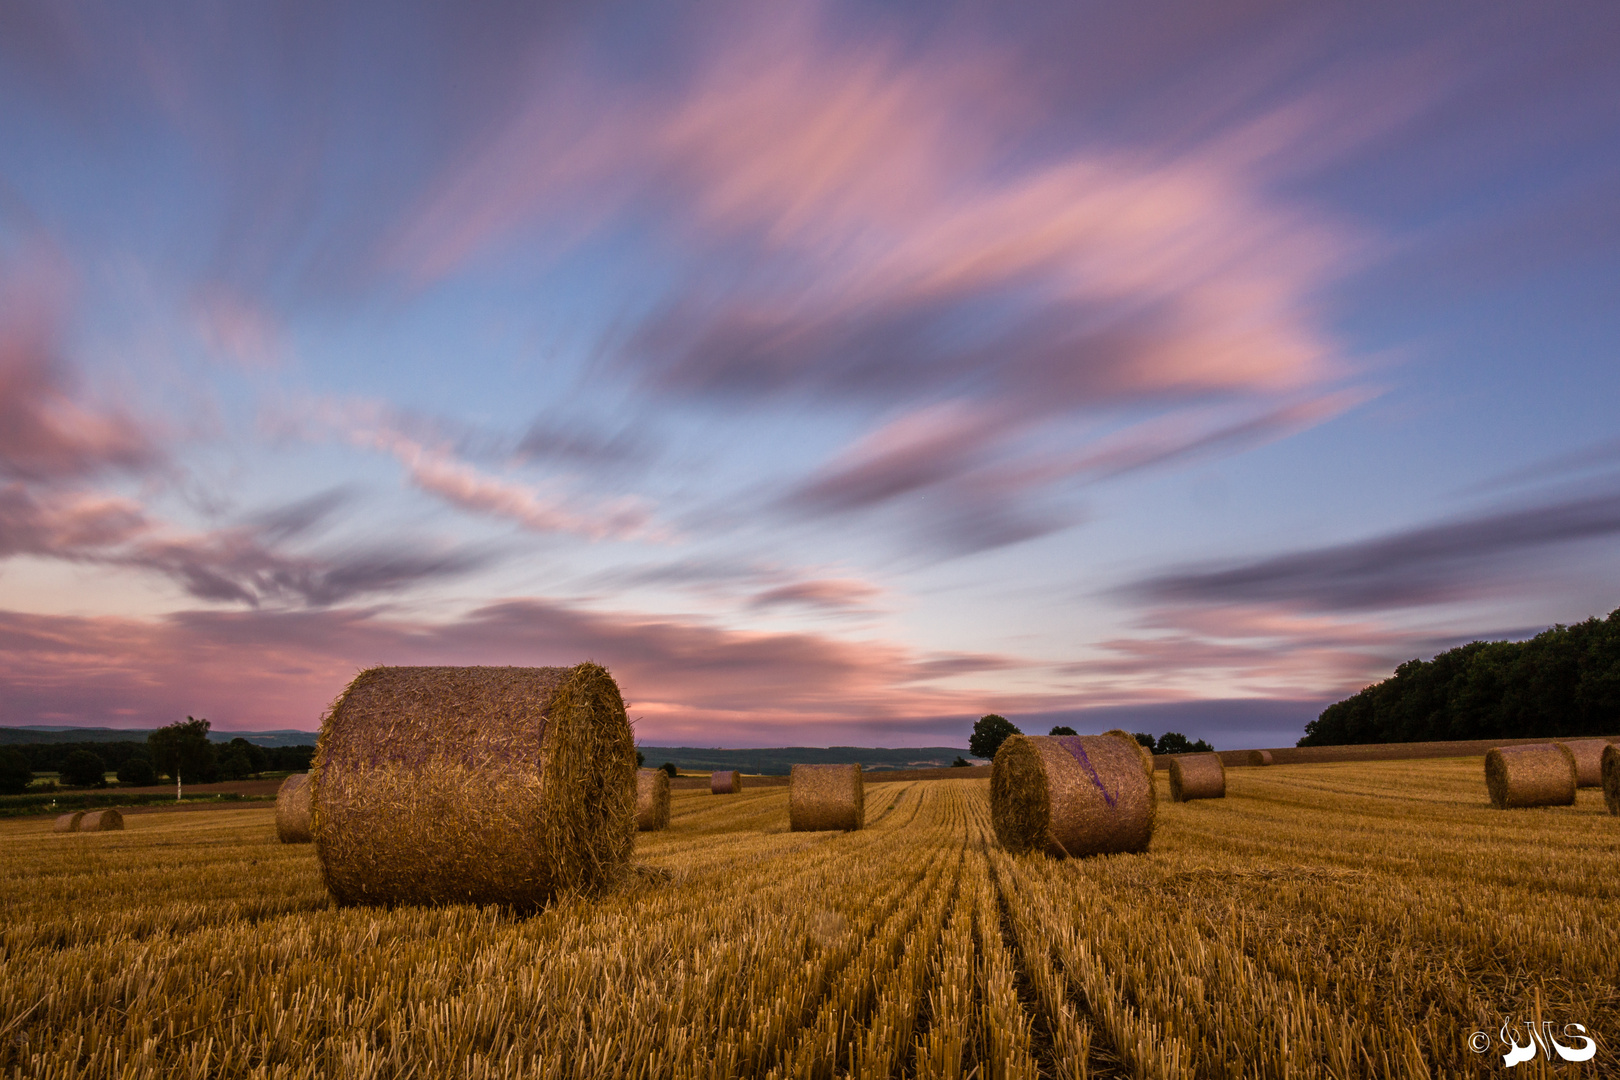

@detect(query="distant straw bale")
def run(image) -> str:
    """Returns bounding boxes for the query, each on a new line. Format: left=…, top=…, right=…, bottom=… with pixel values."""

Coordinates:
left=1485, top=744, right=1576, bottom=809
left=789, top=763, right=864, bottom=831
left=1103, top=729, right=1155, bottom=780
left=1248, top=750, right=1274, bottom=766
left=53, top=811, right=84, bottom=833
left=636, top=768, right=670, bottom=831
left=991, top=735, right=1155, bottom=857
left=311, top=663, right=636, bottom=909
left=1555, top=739, right=1614, bottom=788
left=710, top=771, right=742, bottom=795
left=276, top=773, right=313, bottom=843
left=78, top=809, right=123, bottom=831
left=1604, top=744, right=1620, bottom=816
left=1169, top=754, right=1226, bottom=802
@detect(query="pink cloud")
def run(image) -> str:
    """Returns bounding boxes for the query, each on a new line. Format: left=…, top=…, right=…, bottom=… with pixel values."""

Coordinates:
left=0, top=598, right=1044, bottom=743
left=750, top=577, right=883, bottom=612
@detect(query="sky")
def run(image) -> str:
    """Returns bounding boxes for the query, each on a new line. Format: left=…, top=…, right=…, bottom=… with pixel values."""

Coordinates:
left=2, top=1, right=1618, bottom=749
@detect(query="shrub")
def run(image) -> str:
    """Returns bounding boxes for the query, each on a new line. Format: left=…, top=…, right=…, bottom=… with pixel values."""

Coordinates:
left=1049, top=725, right=1078, bottom=736
left=0, top=749, right=32, bottom=795
left=59, top=749, right=109, bottom=788
left=952, top=756, right=971, bottom=768
left=1154, top=732, right=1214, bottom=755
left=661, top=761, right=678, bottom=778
left=117, top=755, right=157, bottom=786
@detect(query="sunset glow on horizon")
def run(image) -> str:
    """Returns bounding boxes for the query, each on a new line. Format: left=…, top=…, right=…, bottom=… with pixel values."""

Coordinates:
left=2, top=2, right=1618, bottom=748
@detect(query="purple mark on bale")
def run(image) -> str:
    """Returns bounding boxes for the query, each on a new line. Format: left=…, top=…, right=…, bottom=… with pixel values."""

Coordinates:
left=1056, top=736, right=1118, bottom=809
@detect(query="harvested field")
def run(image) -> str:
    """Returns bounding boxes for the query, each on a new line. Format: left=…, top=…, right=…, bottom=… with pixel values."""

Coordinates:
left=0, top=759, right=1614, bottom=1078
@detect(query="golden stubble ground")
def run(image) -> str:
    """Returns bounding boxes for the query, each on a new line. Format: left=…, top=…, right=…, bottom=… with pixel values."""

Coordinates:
left=1, top=759, right=1615, bottom=1079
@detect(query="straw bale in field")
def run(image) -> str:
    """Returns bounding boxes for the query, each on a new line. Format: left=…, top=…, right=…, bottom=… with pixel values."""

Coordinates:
left=1485, top=744, right=1576, bottom=809
left=311, top=663, right=636, bottom=909
left=1168, top=753, right=1225, bottom=802
left=789, top=763, right=864, bottom=831
left=78, top=809, right=123, bottom=831
left=636, top=767, right=670, bottom=831
left=991, top=734, right=1155, bottom=857
left=53, top=811, right=84, bottom=833
left=710, top=770, right=741, bottom=794
left=1604, top=744, right=1620, bottom=816
left=276, top=773, right=313, bottom=843
left=1554, top=739, right=1613, bottom=788
left=1104, top=729, right=1155, bottom=780
left=1248, top=750, right=1274, bottom=766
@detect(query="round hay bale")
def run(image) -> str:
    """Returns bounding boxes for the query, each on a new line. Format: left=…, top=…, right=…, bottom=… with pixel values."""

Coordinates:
left=53, top=811, right=84, bottom=833
left=276, top=773, right=313, bottom=843
left=710, top=770, right=741, bottom=795
left=789, top=763, right=864, bottom=831
left=636, top=767, right=670, bottom=831
left=1485, top=744, right=1576, bottom=809
left=1604, top=744, right=1620, bottom=816
left=79, top=808, right=123, bottom=831
left=1103, top=729, right=1155, bottom=780
left=311, top=663, right=636, bottom=909
left=1555, top=739, right=1613, bottom=788
left=991, top=735, right=1155, bottom=857
left=1168, top=753, right=1225, bottom=802
left=1247, top=750, right=1274, bottom=767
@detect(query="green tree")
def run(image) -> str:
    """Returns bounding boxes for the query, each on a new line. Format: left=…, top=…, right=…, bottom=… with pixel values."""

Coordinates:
left=59, top=749, right=109, bottom=787
left=218, top=747, right=254, bottom=781
left=0, top=749, right=32, bottom=795
left=117, top=755, right=157, bottom=786
left=1154, top=732, right=1214, bottom=755
left=660, top=762, right=678, bottom=778
left=1048, top=725, right=1078, bottom=736
left=226, top=737, right=267, bottom=776
left=968, top=714, right=1021, bottom=760
left=148, top=717, right=217, bottom=794
left=1132, top=732, right=1155, bottom=749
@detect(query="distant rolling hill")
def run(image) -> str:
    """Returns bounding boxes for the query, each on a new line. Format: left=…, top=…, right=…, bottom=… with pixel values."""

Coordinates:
left=0, top=726, right=319, bottom=747
left=637, top=746, right=983, bottom=775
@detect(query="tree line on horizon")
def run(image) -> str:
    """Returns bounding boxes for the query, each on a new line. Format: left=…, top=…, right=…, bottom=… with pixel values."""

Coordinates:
left=967, top=715, right=1213, bottom=761
left=1301, top=608, right=1620, bottom=746
left=0, top=718, right=316, bottom=795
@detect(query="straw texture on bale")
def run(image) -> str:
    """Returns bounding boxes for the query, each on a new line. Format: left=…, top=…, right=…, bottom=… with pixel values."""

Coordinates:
left=1604, top=744, right=1620, bottom=816
left=1485, top=744, right=1576, bottom=809
left=1555, top=739, right=1613, bottom=788
left=1248, top=750, right=1274, bottom=766
left=1168, top=753, right=1226, bottom=802
left=1104, top=729, right=1155, bottom=780
left=311, top=663, right=636, bottom=909
left=276, top=773, right=313, bottom=843
left=710, top=770, right=741, bottom=795
left=991, top=735, right=1155, bottom=858
left=636, top=768, right=670, bottom=831
left=53, top=811, right=84, bottom=833
left=78, top=809, right=123, bottom=831
left=789, top=763, right=864, bottom=831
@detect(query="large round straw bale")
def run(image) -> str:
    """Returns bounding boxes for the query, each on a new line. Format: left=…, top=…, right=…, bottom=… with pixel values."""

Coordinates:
left=311, top=663, right=636, bottom=909
left=1555, top=739, right=1613, bottom=788
left=53, top=811, right=84, bottom=833
left=991, top=735, right=1155, bottom=857
left=710, top=770, right=741, bottom=794
left=1604, top=744, right=1620, bottom=816
left=276, top=773, right=313, bottom=843
left=1168, top=753, right=1225, bottom=802
left=1248, top=750, right=1274, bottom=766
left=79, top=809, right=123, bottom=831
left=1103, top=729, right=1155, bottom=780
left=636, top=767, right=670, bottom=831
left=789, top=763, right=864, bottom=831
left=1485, top=744, right=1576, bottom=809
